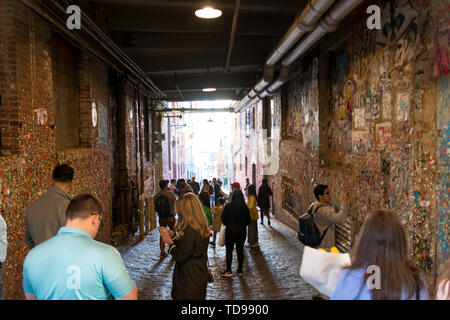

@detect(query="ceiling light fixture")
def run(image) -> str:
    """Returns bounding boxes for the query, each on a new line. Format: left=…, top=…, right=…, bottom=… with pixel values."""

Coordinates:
left=202, top=88, right=217, bottom=92
left=195, top=6, right=222, bottom=19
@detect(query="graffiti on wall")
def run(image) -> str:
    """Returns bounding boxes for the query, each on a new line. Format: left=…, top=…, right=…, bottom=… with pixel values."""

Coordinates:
left=396, top=91, right=411, bottom=122
left=288, top=58, right=320, bottom=150
left=437, top=75, right=449, bottom=262
left=376, top=122, right=392, bottom=149
left=376, top=0, right=418, bottom=68
left=434, top=4, right=449, bottom=76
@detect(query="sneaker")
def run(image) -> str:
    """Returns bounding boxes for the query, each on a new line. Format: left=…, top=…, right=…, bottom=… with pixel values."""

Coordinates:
left=237, top=270, right=243, bottom=276
left=245, top=243, right=252, bottom=248
left=221, top=271, right=233, bottom=277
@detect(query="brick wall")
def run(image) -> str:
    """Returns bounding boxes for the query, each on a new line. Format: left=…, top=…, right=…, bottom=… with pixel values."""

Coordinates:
left=0, top=0, right=20, bottom=153
left=0, top=1, right=122, bottom=299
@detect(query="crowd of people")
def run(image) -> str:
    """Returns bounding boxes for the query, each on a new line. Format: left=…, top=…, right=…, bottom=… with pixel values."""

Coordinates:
left=0, top=164, right=448, bottom=301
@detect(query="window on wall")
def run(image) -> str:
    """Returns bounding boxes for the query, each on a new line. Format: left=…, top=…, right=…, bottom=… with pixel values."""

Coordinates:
left=240, top=111, right=243, bottom=148
left=143, top=98, right=150, bottom=162
left=280, top=86, right=289, bottom=139
left=270, top=97, right=274, bottom=135
left=262, top=97, right=272, bottom=138
left=252, top=107, right=256, bottom=131
left=51, top=33, right=81, bottom=149
left=245, top=156, right=248, bottom=176
left=245, top=108, right=250, bottom=137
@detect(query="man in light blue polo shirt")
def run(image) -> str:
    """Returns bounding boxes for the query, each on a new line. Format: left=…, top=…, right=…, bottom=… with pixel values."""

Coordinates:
left=23, top=193, right=137, bottom=300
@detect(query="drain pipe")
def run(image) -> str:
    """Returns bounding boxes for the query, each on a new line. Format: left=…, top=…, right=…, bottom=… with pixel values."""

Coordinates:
left=265, top=0, right=336, bottom=67
left=247, top=0, right=364, bottom=104
left=235, top=0, right=336, bottom=112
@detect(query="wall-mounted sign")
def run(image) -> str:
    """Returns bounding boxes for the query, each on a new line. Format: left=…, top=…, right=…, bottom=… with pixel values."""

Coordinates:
left=92, top=102, right=97, bottom=127
left=34, top=108, right=48, bottom=126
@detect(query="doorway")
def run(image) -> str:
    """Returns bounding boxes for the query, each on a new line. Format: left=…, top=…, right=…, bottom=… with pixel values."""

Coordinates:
left=252, top=163, right=256, bottom=186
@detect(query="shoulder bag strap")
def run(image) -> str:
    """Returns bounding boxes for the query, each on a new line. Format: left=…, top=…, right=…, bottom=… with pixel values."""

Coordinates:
left=314, top=204, right=329, bottom=244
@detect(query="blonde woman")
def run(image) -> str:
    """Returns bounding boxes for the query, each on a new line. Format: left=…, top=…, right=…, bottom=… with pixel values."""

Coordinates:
left=160, top=192, right=211, bottom=300
left=246, top=185, right=259, bottom=247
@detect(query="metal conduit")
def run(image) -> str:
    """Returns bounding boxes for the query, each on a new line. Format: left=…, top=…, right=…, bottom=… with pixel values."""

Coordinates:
left=235, top=0, right=335, bottom=112
left=235, top=0, right=363, bottom=113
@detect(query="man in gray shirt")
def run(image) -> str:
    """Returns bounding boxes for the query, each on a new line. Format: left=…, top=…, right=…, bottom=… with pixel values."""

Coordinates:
left=25, top=164, right=74, bottom=249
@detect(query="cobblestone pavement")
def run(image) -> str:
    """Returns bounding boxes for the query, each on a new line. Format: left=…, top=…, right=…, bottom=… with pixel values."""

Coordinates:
left=118, top=215, right=312, bottom=300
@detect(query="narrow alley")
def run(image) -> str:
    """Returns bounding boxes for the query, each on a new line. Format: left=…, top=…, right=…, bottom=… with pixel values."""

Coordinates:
left=119, top=216, right=311, bottom=300
left=0, top=0, right=448, bottom=303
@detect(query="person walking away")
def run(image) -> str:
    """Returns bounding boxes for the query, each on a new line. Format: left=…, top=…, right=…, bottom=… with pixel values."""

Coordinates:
left=160, top=193, right=210, bottom=300
left=25, top=164, right=74, bottom=249
left=176, top=179, right=193, bottom=197
left=190, top=177, right=200, bottom=196
left=212, top=178, right=223, bottom=206
left=199, top=191, right=213, bottom=228
left=221, top=189, right=250, bottom=277
left=23, top=194, right=137, bottom=300
left=154, top=180, right=177, bottom=259
left=169, top=179, right=177, bottom=193
left=331, top=209, right=429, bottom=300
left=227, top=182, right=241, bottom=203
left=210, top=198, right=225, bottom=247
left=257, top=179, right=273, bottom=226
left=202, top=179, right=213, bottom=196
left=246, top=185, right=259, bottom=247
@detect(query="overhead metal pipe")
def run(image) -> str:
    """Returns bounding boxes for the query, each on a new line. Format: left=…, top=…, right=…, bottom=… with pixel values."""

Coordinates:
left=235, top=0, right=336, bottom=112
left=242, top=0, right=363, bottom=104
left=265, top=0, right=336, bottom=66
left=264, top=66, right=290, bottom=96
left=281, top=0, right=362, bottom=67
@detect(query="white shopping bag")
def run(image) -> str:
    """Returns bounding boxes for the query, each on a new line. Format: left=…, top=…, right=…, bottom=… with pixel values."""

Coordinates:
left=299, top=246, right=351, bottom=297
left=218, top=224, right=226, bottom=247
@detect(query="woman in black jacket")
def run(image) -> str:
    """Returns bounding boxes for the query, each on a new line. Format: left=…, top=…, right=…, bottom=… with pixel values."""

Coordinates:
left=160, top=192, right=211, bottom=300
left=221, top=189, right=251, bottom=277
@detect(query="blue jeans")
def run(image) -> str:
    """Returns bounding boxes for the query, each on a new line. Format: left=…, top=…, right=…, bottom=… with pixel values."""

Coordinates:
left=260, top=208, right=270, bottom=224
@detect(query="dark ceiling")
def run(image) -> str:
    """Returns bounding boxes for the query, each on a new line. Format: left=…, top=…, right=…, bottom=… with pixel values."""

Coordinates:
left=102, top=0, right=307, bottom=101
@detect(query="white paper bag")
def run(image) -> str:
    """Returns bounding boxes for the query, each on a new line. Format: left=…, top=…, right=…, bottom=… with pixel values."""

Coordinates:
left=299, top=246, right=351, bottom=297
left=218, top=224, right=226, bottom=247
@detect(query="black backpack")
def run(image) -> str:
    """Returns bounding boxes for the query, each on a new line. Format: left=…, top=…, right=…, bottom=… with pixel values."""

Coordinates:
left=155, top=194, right=172, bottom=217
left=298, top=203, right=329, bottom=248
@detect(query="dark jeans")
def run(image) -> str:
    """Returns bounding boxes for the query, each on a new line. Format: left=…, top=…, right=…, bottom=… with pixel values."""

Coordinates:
left=225, top=233, right=246, bottom=273
left=260, top=208, right=270, bottom=224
